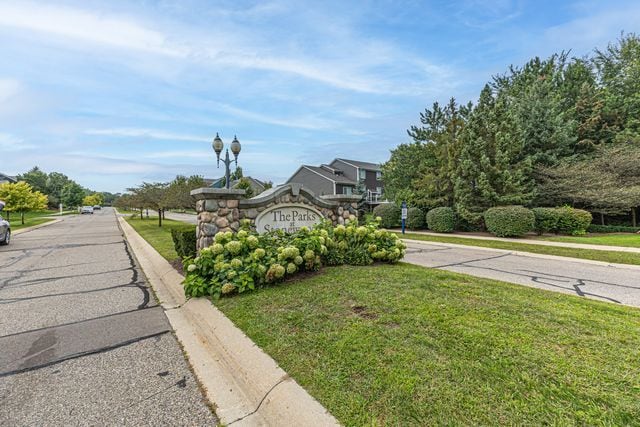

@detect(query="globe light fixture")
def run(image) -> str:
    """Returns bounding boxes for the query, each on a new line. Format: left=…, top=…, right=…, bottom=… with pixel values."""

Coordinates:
left=212, top=133, right=241, bottom=189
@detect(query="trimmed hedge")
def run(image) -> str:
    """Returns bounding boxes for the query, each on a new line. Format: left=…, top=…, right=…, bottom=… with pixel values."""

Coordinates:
left=588, top=224, right=640, bottom=233
left=484, top=206, right=534, bottom=237
left=373, top=203, right=401, bottom=228
left=533, top=207, right=592, bottom=236
left=427, top=207, right=455, bottom=233
left=171, top=228, right=197, bottom=258
left=406, top=207, right=426, bottom=230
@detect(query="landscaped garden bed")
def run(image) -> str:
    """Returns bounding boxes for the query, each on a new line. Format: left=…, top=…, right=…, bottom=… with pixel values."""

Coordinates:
left=216, top=262, right=640, bottom=425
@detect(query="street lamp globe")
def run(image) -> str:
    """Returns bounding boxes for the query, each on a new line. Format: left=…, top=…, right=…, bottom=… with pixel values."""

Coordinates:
left=230, top=135, right=241, bottom=160
left=212, top=133, right=224, bottom=157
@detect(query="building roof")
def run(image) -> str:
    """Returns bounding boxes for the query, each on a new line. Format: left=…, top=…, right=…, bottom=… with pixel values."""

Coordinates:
left=0, top=173, right=17, bottom=183
left=297, top=165, right=357, bottom=185
left=334, top=158, right=381, bottom=171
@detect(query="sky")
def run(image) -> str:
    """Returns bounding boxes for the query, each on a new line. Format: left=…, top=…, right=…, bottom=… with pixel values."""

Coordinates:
left=1, top=0, right=639, bottom=193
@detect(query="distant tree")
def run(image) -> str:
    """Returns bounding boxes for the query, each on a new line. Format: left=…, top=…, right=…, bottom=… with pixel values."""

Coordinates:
left=164, top=175, right=205, bottom=210
left=234, top=177, right=254, bottom=198
left=60, top=182, right=85, bottom=208
left=17, top=166, right=48, bottom=194
left=82, top=193, right=103, bottom=206
left=45, top=172, right=71, bottom=209
left=0, top=181, right=48, bottom=224
left=263, top=180, right=273, bottom=190
left=128, top=182, right=169, bottom=227
left=230, top=166, right=244, bottom=181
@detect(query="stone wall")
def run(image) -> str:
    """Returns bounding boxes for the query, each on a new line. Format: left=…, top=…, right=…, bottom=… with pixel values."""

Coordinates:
left=191, top=184, right=362, bottom=251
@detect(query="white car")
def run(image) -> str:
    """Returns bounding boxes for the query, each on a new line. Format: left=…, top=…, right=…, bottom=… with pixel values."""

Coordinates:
left=0, top=201, right=10, bottom=245
left=80, top=206, right=94, bottom=214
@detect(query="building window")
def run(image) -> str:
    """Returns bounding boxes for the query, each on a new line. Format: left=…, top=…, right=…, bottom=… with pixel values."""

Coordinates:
left=376, top=171, right=382, bottom=180
left=343, top=186, right=353, bottom=195
left=359, top=169, right=366, bottom=180
left=376, top=187, right=382, bottom=194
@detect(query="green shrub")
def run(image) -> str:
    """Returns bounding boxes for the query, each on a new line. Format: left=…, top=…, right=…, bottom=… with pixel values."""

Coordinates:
left=182, top=218, right=406, bottom=299
left=532, top=207, right=560, bottom=235
left=171, top=228, right=197, bottom=258
left=588, top=224, right=640, bottom=233
left=555, top=206, right=592, bottom=236
left=373, top=203, right=400, bottom=228
left=426, top=207, right=455, bottom=233
left=533, top=207, right=593, bottom=236
left=406, top=207, right=426, bottom=230
left=484, top=206, right=534, bottom=237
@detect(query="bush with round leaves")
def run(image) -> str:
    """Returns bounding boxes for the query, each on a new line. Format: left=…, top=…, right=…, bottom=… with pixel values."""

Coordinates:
left=373, top=203, right=401, bottom=228
left=182, top=217, right=406, bottom=299
left=484, top=206, right=535, bottom=237
left=426, top=207, right=455, bottom=233
left=406, top=207, right=426, bottom=230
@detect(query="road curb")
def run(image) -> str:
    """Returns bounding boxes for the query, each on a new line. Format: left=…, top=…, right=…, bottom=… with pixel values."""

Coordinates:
left=13, top=218, right=63, bottom=235
left=117, top=215, right=340, bottom=427
left=402, top=238, right=640, bottom=271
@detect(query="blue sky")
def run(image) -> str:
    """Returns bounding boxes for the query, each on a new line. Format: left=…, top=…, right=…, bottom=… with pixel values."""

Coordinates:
left=1, top=0, right=639, bottom=193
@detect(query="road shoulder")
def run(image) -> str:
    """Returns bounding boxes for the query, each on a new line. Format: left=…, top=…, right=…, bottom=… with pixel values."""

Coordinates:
left=117, top=215, right=339, bottom=426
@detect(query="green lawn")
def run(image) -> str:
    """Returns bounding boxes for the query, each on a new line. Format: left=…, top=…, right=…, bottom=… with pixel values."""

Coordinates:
left=396, top=232, right=640, bottom=266
left=539, top=233, right=640, bottom=248
left=125, top=215, right=195, bottom=261
left=7, top=210, right=75, bottom=231
left=216, top=263, right=640, bottom=426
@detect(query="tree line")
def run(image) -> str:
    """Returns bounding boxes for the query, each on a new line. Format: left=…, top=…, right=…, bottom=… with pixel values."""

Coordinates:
left=16, top=166, right=117, bottom=209
left=382, top=34, right=640, bottom=228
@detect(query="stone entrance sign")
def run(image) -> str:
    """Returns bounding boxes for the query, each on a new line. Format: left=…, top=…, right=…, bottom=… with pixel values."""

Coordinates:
left=191, top=183, right=363, bottom=251
left=255, top=204, right=323, bottom=233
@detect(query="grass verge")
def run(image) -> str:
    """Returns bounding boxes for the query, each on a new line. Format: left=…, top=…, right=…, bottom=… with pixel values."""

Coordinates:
left=397, top=232, right=640, bottom=265
left=539, top=233, right=640, bottom=248
left=216, top=263, right=640, bottom=425
left=8, top=210, right=75, bottom=231
left=124, top=215, right=195, bottom=262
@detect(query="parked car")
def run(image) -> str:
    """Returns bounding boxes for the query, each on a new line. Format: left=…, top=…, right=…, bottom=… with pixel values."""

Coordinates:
left=93, top=205, right=102, bottom=210
left=80, top=206, right=94, bottom=214
left=0, top=201, right=10, bottom=245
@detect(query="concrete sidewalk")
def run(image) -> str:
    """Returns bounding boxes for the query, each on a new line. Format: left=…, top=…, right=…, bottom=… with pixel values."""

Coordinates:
left=395, top=229, right=640, bottom=253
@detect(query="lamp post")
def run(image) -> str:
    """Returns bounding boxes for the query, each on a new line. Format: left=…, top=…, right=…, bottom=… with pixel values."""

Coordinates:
left=212, top=133, right=241, bottom=189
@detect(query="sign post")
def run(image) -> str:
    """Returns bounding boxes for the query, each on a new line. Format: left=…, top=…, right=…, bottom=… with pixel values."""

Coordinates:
left=401, top=201, right=407, bottom=234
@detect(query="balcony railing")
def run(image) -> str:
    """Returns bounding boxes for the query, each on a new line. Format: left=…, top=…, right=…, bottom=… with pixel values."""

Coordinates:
left=366, top=190, right=385, bottom=203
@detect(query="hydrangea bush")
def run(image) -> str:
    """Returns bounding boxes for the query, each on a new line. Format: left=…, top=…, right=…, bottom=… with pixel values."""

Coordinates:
left=183, top=217, right=406, bottom=298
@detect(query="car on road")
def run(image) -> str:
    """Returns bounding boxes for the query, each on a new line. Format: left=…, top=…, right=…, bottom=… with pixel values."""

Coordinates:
left=0, top=201, right=10, bottom=245
left=80, top=206, right=94, bottom=214
left=93, top=205, right=102, bottom=210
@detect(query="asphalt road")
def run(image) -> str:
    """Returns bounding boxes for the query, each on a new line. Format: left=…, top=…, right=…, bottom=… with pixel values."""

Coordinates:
left=0, top=208, right=217, bottom=425
left=404, top=239, right=640, bottom=308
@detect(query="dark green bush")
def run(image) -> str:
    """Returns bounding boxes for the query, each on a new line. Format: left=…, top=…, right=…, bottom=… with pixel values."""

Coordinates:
left=532, top=207, right=560, bottom=235
left=555, top=207, right=592, bottom=236
left=171, top=228, right=197, bottom=258
left=588, top=224, right=640, bottom=233
left=373, top=203, right=400, bottom=228
left=533, top=207, right=593, bottom=236
left=426, top=207, right=455, bottom=233
left=406, top=207, right=426, bottom=229
left=484, top=206, right=534, bottom=237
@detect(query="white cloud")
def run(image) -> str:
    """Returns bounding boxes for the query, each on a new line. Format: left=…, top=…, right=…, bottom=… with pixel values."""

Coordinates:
left=0, top=2, right=451, bottom=95
left=0, top=1, right=184, bottom=57
left=0, top=78, right=21, bottom=103
left=0, top=133, right=36, bottom=151
left=215, top=103, right=337, bottom=130
left=85, top=128, right=209, bottom=142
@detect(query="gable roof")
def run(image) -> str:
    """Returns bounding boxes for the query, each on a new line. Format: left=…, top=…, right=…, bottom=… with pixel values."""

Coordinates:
left=334, top=158, right=381, bottom=171
left=0, top=173, right=17, bottom=183
left=289, top=165, right=356, bottom=185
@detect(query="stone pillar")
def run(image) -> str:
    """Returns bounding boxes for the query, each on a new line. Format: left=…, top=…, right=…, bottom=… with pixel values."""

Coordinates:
left=320, top=194, right=363, bottom=225
left=191, top=188, right=246, bottom=251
